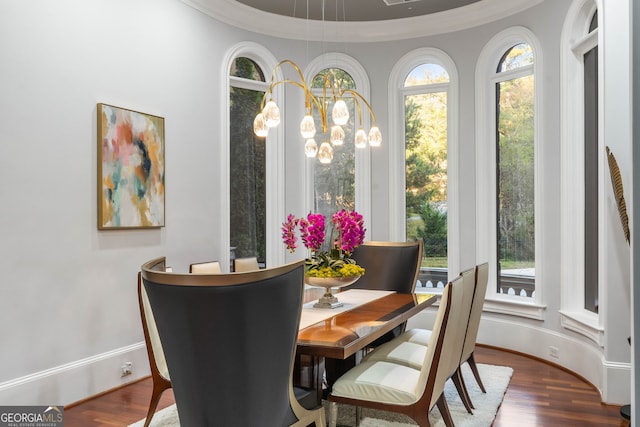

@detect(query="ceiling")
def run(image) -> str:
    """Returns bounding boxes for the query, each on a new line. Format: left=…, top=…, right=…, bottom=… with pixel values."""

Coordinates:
left=181, top=0, right=542, bottom=42
left=235, top=0, right=483, bottom=22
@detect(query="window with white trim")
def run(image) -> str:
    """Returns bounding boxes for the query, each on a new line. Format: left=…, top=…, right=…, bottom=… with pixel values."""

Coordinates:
left=476, top=27, right=544, bottom=317
left=389, top=48, right=459, bottom=292
left=223, top=42, right=284, bottom=271
left=304, top=54, right=372, bottom=234
left=229, top=57, right=268, bottom=266
left=560, top=0, right=603, bottom=344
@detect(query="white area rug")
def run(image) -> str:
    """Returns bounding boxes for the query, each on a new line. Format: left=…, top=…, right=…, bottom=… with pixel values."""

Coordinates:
left=129, top=363, right=512, bottom=427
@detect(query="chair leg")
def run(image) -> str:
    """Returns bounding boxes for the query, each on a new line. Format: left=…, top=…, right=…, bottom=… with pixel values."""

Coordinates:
left=451, top=368, right=474, bottom=413
left=143, top=377, right=171, bottom=427
left=436, top=394, right=455, bottom=427
left=328, top=401, right=338, bottom=427
left=467, top=352, right=486, bottom=393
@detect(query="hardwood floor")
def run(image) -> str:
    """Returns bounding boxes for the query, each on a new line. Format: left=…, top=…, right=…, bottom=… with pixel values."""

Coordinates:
left=64, top=345, right=629, bottom=426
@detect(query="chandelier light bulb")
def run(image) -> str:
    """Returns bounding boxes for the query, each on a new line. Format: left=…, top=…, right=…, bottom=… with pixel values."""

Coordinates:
left=253, top=113, right=269, bottom=137
left=304, top=139, right=318, bottom=157
left=300, top=114, right=316, bottom=139
left=354, top=128, right=368, bottom=148
left=368, top=126, right=382, bottom=147
left=332, top=99, right=349, bottom=126
left=262, top=99, right=280, bottom=128
left=318, top=141, right=334, bottom=164
left=330, top=125, right=345, bottom=146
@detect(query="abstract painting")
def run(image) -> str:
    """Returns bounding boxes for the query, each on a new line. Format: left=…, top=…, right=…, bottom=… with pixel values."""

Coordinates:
left=97, top=103, right=165, bottom=229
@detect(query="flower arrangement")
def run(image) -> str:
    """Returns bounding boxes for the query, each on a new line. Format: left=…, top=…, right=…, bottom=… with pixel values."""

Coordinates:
left=282, top=209, right=366, bottom=278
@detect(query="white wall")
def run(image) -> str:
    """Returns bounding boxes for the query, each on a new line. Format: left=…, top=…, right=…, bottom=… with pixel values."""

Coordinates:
left=0, top=0, right=242, bottom=404
left=0, top=0, right=632, bottom=406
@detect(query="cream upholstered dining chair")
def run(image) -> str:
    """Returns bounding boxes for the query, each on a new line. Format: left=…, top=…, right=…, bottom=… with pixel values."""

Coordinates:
left=189, top=260, right=222, bottom=274
left=233, top=256, right=260, bottom=272
left=141, top=258, right=325, bottom=427
left=455, top=262, right=490, bottom=401
left=327, top=276, right=464, bottom=427
left=360, top=267, right=477, bottom=415
left=378, top=264, right=487, bottom=413
left=137, top=272, right=171, bottom=427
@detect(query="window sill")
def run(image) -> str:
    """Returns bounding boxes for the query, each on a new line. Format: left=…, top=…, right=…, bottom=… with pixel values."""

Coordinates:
left=483, top=297, right=546, bottom=320
left=559, top=310, right=603, bottom=347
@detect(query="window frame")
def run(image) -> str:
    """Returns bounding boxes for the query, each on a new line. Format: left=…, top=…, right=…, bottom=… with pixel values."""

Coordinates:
left=222, top=42, right=284, bottom=271
left=559, top=0, right=604, bottom=345
left=388, top=48, right=460, bottom=289
left=303, top=53, right=372, bottom=236
left=475, top=27, right=545, bottom=319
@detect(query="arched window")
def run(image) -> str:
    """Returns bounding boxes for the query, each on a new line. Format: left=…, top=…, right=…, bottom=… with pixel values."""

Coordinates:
left=310, top=68, right=357, bottom=219
left=404, top=64, right=449, bottom=282
left=389, top=48, right=459, bottom=291
left=229, top=57, right=267, bottom=266
left=476, top=27, right=543, bottom=317
left=560, top=0, right=603, bottom=344
left=222, top=42, right=283, bottom=271
left=495, top=43, right=535, bottom=296
left=304, top=54, right=372, bottom=233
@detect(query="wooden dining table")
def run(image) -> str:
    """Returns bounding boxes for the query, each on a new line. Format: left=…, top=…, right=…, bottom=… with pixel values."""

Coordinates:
left=295, top=288, right=438, bottom=404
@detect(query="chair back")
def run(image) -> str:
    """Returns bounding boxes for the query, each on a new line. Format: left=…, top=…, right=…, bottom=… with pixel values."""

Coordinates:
left=414, top=276, right=463, bottom=409
left=455, top=268, right=476, bottom=367
left=189, top=260, right=222, bottom=274
left=233, top=256, right=260, bottom=272
left=141, top=259, right=306, bottom=427
left=348, top=241, right=422, bottom=293
left=461, top=262, right=489, bottom=361
left=138, top=272, right=171, bottom=382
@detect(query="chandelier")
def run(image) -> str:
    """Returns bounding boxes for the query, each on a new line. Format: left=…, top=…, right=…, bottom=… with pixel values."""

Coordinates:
left=253, top=59, right=382, bottom=164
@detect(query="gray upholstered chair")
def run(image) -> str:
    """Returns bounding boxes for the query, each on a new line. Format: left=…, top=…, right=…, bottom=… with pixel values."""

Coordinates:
left=137, top=272, right=171, bottom=427
left=327, top=276, right=464, bottom=427
left=233, top=256, right=260, bottom=272
left=141, top=258, right=324, bottom=427
left=189, top=260, right=222, bottom=274
left=348, top=240, right=423, bottom=294
left=348, top=240, right=423, bottom=345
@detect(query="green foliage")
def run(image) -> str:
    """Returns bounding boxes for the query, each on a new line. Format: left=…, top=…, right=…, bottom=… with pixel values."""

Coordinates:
left=497, top=74, right=535, bottom=262
left=404, top=88, right=448, bottom=262
left=229, top=84, right=266, bottom=262
left=418, top=203, right=447, bottom=258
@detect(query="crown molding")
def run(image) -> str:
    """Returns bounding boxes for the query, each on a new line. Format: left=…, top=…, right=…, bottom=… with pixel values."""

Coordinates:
left=181, top=0, right=543, bottom=42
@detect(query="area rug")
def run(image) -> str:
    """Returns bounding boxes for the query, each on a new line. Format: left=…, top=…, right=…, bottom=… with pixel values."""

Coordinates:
left=129, top=363, right=512, bottom=427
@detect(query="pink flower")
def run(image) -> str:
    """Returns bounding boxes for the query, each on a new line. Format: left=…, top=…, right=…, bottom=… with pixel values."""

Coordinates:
left=281, top=214, right=299, bottom=252
left=300, top=213, right=326, bottom=252
left=332, top=210, right=366, bottom=254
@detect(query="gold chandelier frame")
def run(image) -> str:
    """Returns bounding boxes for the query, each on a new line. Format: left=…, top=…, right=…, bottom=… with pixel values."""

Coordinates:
left=253, top=59, right=381, bottom=164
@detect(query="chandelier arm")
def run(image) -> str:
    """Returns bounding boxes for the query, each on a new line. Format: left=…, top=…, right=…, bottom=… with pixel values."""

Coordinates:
left=341, top=89, right=377, bottom=125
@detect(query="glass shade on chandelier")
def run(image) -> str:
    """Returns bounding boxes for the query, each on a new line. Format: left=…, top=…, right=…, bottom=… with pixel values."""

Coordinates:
left=330, top=125, right=345, bottom=146
left=253, top=59, right=381, bottom=164
left=305, top=139, right=318, bottom=157
left=331, top=99, right=349, bottom=126
left=318, top=142, right=334, bottom=164
left=300, top=114, right=316, bottom=139
left=262, top=99, right=280, bottom=127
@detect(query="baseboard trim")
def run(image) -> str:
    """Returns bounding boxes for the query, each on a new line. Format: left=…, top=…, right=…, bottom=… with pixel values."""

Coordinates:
left=0, top=342, right=150, bottom=405
left=406, top=309, right=630, bottom=405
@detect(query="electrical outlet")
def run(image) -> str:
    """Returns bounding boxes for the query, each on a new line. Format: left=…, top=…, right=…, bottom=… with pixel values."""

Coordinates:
left=121, top=362, right=133, bottom=377
left=549, top=346, right=559, bottom=358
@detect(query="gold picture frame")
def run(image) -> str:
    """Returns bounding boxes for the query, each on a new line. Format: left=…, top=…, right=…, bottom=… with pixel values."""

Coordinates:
left=97, top=103, right=165, bottom=229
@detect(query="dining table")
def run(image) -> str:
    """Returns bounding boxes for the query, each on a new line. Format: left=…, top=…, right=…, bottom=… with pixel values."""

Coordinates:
left=295, top=288, right=438, bottom=404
